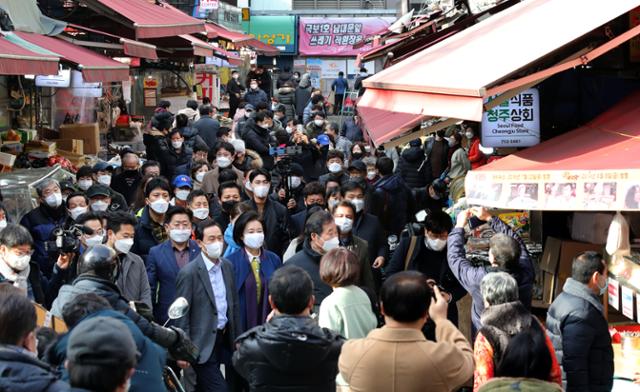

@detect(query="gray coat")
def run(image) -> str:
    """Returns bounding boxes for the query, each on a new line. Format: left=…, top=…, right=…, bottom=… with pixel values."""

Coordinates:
left=295, top=75, right=312, bottom=117
left=50, top=279, right=98, bottom=318
left=116, top=252, right=152, bottom=308
left=174, top=255, right=240, bottom=365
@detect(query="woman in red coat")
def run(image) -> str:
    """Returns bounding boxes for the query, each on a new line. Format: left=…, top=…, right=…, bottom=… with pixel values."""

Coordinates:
left=466, top=125, right=487, bottom=170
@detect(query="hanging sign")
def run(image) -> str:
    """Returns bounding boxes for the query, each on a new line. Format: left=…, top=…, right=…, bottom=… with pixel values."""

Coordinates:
left=481, top=88, right=540, bottom=148
left=298, top=17, right=393, bottom=56
left=621, top=285, right=635, bottom=319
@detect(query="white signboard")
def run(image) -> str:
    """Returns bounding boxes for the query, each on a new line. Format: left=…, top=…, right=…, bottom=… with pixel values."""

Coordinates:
left=35, top=69, right=71, bottom=88
left=320, top=59, right=347, bottom=79
left=347, top=59, right=374, bottom=76
left=200, top=0, right=219, bottom=10
left=481, top=88, right=540, bottom=148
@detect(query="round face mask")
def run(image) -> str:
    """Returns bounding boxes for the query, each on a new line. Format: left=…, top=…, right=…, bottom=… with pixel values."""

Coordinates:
left=289, top=176, right=302, bottom=189
left=244, top=232, right=264, bottom=249
left=192, top=208, right=210, bottom=220
left=5, top=252, right=30, bottom=271
left=172, top=140, right=184, bottom=149
left=69, top=206, right=88, bottom=220
left=334, top=217, right=353, bottom=233
left=328, top=162, right=342, bottom=174
left=465, top=132, right=474, bottom=139
left=216, top=156, right=232, bottom=168
left=425, top=236, right=447, bottom=252
left=149, top=199, right=169, bottom=214
left=205, top=241, right=223, bottom=259
left=366, top=171, right=377, bottom=180
left=195, top=172, right=206, bottom=183
left=253, top=185, right=270, bottom=198
left=114, top=238, right=134, bottom=254
left=91, top=200, right=109, bottom=212
left=314, top=119, right=324, bottom=127
left=169, top=229, right=192, bottom=243
left=351, top=198, right=364, bottom=213
left=45, top=192, right=63, bottom=208
left=97, top=175, right=111, bottom=187
left=250, top=84, right=258, bottom=90
left=175, top=190, right=190, bottom=201
left=321, top=236, right=340, bottom=253
left=85, top=234, right=104, bottom=247
left=78, top=179, right=93, bottom=191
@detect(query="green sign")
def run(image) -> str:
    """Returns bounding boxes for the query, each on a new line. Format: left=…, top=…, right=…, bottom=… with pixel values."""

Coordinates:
left=242, top=16, right=296, bottom=54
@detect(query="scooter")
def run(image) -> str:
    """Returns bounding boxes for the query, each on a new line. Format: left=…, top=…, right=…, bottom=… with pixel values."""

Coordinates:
left=162, top=297, right=190, bottom=392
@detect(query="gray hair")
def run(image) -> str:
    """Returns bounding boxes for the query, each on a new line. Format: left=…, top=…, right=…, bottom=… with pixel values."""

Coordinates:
left=480, top=272, right=519, bottom=306
left=362, top=156, right=377, bottom=166
left=35, top=178, right=60, bottom=198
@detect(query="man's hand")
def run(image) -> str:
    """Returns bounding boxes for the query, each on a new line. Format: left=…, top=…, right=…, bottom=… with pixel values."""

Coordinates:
left=176, top=360, right=190, bottom=369
left=372, top=256, right=385, bottom=269
left=56, top=253, right=74, bottom=270
left=456, top=209, right=471, bottom=228
left=287, top=198, right=297, bottom=210
left=277, top=189, right=286, bottom=201
left=428, top=285, right=449, bottom=324
left=470, top=206, right=492, bottom=222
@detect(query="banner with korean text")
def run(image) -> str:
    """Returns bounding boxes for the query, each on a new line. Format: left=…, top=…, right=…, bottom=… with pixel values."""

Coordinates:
left=298, top=17, right=393, bottom=56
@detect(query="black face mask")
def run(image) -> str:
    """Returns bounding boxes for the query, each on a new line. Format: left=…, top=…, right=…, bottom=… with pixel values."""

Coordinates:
left=306, top=203, right=325, bottom=211
left=222, top=200, right=238, bottom=213
left=352, top=152, right=363, bottom=160
left=123, top=169, right=139, bottom=177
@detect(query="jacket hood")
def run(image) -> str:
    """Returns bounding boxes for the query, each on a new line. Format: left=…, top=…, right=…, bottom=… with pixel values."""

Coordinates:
left=376, top=174, right=405, bottom=192
left=179, top=126, right=197, bottom=138
left=401, top=146, right=425, bottom=163
left=0, top=348, right=67, bottom=392
left=256, top=316, right=342, bottom=371
left=298, top=74, right=311, bottom=88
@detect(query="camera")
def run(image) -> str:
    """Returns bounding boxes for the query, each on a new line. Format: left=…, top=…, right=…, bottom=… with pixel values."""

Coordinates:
left=269, top=145, right=303, bottom=157
left=44, top=225, right=91, bottom=254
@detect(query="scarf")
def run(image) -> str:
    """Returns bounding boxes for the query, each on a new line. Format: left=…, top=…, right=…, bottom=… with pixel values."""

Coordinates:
left=0, top=260, right=30, bottom=293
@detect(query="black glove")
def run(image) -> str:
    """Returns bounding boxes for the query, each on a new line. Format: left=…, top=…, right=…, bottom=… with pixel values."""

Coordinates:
left=133, top=302, right=153, bottom=321
left=168, top=326, right=199, bottom=364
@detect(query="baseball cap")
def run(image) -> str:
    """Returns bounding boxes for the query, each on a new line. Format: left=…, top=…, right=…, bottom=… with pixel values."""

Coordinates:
left=348, top=160, right=366, bottom=173
left=93, top=161, right=114, bottom=173
left=317, top=134, right=330, bottom=146
left=172, top=175, right=193, bottom=189
left=86, top=184, right=111, bottom=198
left=67, top=316, right=139, bottom=366
left=244, top=104, right=255, bottom=112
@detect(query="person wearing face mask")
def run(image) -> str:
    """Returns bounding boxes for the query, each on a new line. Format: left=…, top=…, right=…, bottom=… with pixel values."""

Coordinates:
left=212, top=182, right=242, bottom=233
left=106, top=211, right=151, bottom=307
left=288, top=210, right=340, bottom=313
left=148, top=125, right=193, bottom=180
left=245, top=169, right=289, bottom=257
left=75, top=165, right=95, bottom=192
left=188, top=189, right=212, bottom=225
left=234, top=103, right=255, bottom=140
left=272, top=162, right=305, bottom=215
left=132, top=178, right=172, bottom=262
left=446, top=132, right=471, bottom=202
left=289, top=181, right=326, bottom=239
left=227, top=70, right=244, bottom=119
left=319, top=150, right=349, bottom=187
left=449, top=207, right=535, bottom=336
left=332, top=201, right=375, bottom=294
left=243, top=79, right=268, bottom=108
left=275, top=81, right=296, bottom=123
left=0, top=203, right=8, bottom=231
left=341, top=113, right=364, bottom=143
left=386, top=210, right=466, bottom=339
left=362, top=156, right=379, bottom=185
left=91, top=162, right=129, bottom=211
left=546, top=251, right=613, bottom=392
left=193, top=104, right=221, bottom=151
left=20, top=179, right=68, bottom=278
left=175, top=221, right=241, bottom=392
left=305, top=112, right=327, bottom=140
left=226, top=211, right=282, bottom=333
left=87, top=184, right=123, bottom=213
left=201, top=141, right=244, bottom=197
left=324, top=121, right=352, bottom=159
left=171, top=175, right=193, bottom=209
left=64, top=192, right=89, bottom=223
left=424, top=130, right=450, bottom=182
left=0, top=284, right=69, bottom=391
left=465, top=123, right=487, bottom=169
left=414, top=179, right=449, bottom=216
left=191, top=161, right=211, bottom=191
left=243, top=112, right=276, bottom=171
left=295, top=73, right=312, bottom=122
left=111, top=151, right=142, bottom=207
left=147, top=206, right=201, bottom=324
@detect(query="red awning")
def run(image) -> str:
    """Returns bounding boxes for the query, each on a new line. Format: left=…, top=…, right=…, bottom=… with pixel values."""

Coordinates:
left=358, top=105, right=425, bottom=146
left=205, top=23, right=252, bottom=43
left=244, top=38, right=280, bottom=56
left=15, top=32, right=129, bottom=82
left=465, top=91, right=640, bottom=211
left=66, top=24, right=158, bottom=59
left=359, top=0, right=640, bottom=145
left=0, top=36, right=59, bottom=75
left=179, top=34, right=216, bottom=57
left=84, top=0, right=204, bottom=39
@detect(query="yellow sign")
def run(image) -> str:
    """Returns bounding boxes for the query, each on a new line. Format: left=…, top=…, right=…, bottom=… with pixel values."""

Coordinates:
left=242, top=8, right=250, bottom=22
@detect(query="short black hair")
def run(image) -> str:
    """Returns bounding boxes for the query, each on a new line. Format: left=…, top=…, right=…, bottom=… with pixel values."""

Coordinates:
left=341, top=180, right=364, bottom=196
left=187, top=189, right=208, bottom=205
left=218, top=181, right=242, bottom=199
left=158, top=100, right=171, bottom=109
left=311, top=95, right=324, bottom=105
left=106, top=211, right=137, bottom=234
left=61, top=293, right=111, bottom=328
left=76, top=166, right=93, bottom=180
left=66, top=192, right=89, bottom=208
left=199, top=104, right=212, bottom=116
left=76, top=212, right=103, bottom=229
left=219, top=169, right=238, bottom=184
left=313, top=111, right=326, bottom=119
left=326, top=149, right=344, bottom=162
left=214, top=141, right=235, bottom=155
left=164, top=205, right=193, bottom=225
left=0, top=223, right=34, bottom=248
left=194, top=143, right=209, bottom=154
left=216, top=127, right=231, bottom=138
left=376, top=157, right=394, bottom=176
left=304, top=210, right=334, bottom=242
left=302, top=182, right=325, bottom=199
left=186, top=100, right=198, bottom=110
left=233, top=210, right=263, bottom=248
left=250, top=168, right=271, bottom=183
left=338, top=71, right=344, bottom=76
left=255, top=112, right=271, bottom=123
left=195, top=220, right=224, bottom=241
left=268, top=265, right=313, bottom=314
left=424, top=210, right=453, bottom=235
left=0, top=284, right=36, bottom=345
left=381, top=271, right=431, bottom=322
left=175, top=113, right=189, bottom=128
left=141, top=160, right=160, bottom=175
left=571, top=251, right=605, bottom=284
left=144, top=177, right=171, bottom=198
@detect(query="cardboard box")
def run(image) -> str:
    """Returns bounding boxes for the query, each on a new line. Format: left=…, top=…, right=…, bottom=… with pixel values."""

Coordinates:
left=571, top=212, right=612, bottom=245
left=59, top=123, right=100, bottom=155
left=24, top=140, right=56, bottom=156
left=55, top=139, right=84, bottom=155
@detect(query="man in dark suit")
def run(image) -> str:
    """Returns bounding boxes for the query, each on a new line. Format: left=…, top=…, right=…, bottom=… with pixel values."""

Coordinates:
left=175, top=220, right=240, bottom=392
left=146, top=206, right=200, bottom=324
left=289, top=182, right=326, bottom=239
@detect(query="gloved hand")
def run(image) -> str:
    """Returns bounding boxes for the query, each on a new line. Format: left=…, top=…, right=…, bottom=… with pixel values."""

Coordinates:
left=133, top=302, right=153, bottom=321
left=168, top=326, right=199, bottom=364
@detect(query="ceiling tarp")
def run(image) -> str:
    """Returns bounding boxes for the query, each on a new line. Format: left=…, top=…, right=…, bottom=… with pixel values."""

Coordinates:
left=0, top=0, right=66, bottom=36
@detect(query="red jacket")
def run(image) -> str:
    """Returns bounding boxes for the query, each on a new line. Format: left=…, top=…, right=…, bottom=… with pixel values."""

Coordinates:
left=468, top=138, right=487, bottom=169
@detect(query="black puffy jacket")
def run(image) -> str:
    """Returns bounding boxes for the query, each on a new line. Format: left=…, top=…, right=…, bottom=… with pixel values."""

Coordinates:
left=546, top=278, right=613, bottom=392
left=232, top=315, right=344, bottom=392
left=0, top=347, right=68, bottom=392
left=243, top=122, right=275, bottom=170
left=398, top=146, right=429, bottom=189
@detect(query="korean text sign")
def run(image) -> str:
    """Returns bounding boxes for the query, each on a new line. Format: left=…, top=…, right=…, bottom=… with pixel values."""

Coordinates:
left=481, top=88, right=540, bottom=148
left=242, top=16, right=296, bottom=54
left=299, top=17, right=393, bottom=56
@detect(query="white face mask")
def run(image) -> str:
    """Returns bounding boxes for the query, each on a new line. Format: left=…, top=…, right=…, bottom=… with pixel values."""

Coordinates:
left=205, top=241, right=223, bottom=259
left=175, top=189, right=190, bottom=201
left=170, top=229, right=192, bottom=243
left=290, top=176, right=302, bottom=189
left=366, top=171, right=377, bottom=180
left=5, top=252, right=30, bottom=271
left=285, top=126, right=292, bottom=134
left=232, top=74, right=239, bottom=79
left=351, top=198, right=364, bottom=213
left=195, top=172, right=206, bottom=183
left=114, top=238, right=134, bottom=254
left=85, top=234, right=104, bottom=247
left=335, top=217, right=353, bottom=233
left=149, top=199, right=169, bottom=214
left=425, top=236, right=447, bottom=252
left=244, top=180, right=253, bottom=192
left=45, top=192, right=63, bottom=208
left=172, top=140, right=184, bottom=149
left=69, top=206, right=88, bottom=220
left=328, top=162, right=342, bottom=174
left=97, top=175, right=111, bottom=187
left=321, top=236, right=340, bottom=253
left=448, top=138, right=456, bottom=147
left=217, top=156, right=232, bottom=168
left=0, top=220, right=6, bottom=230
left=328, top=199, right=339, bottom=210
left=465, top=131, right=474, bottom=139
left=314, top=119, right=324, bottom=127
left=250, top=84, right=258, bottom=90
left=91, top=200, right=109, bottom=212
left=78, top=179, right=93, bottom=191
left=245, top=111, right=252, bottom=118
left=253, top=185, right=269, bottom=198
left=244, top=232, right=264, bottom=249
left=192, top=208, right=209, bottom=220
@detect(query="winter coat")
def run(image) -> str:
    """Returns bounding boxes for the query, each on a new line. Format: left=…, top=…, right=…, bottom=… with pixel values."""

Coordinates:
left=0, top=346, right=68, bottom=392
left=341, top=117, right=364, bottom=142
left=244, top=88, right=268, bottom=108
left=398, top=145, right=429, bottom=189
left=331, top=77, right=349, bottom=94
left=275, top=86, right=296, bottom=120
left=116, top=251, right=152, bottom=308
left=131, top=206, right=165, bottom=262
left=468, top=137, right=487, bottom=169
left=371, top=174, right=414, bottom=236
left=20, top=204, right=67, bottom=277
left=245, top=198, right=290, bottom=257
left=144, top=132, right=192, bottom=180
left=243, top=121, right=275, bottom=170
left=287, top=240, right=332, bottom=313
left=0, top=261, right=47, bottom=305
left=339, top=320, right=474, bottom=392
left=478, top=378, right=563, bottom=392
left=447, top=217, right=535, bottom=333
left=546, top=278, right=613, bottom=392
left=233, top=315, right=343, bottom=392
left=234, top=149, right=264, bottom=173
left=200, top=164, right=245, bottom=197
left=192, top=115, right=220, bottom=150
left=276, top=72, right=292, bottom=89
left=352, top=212, right=388, bottom=265
left=179, top=125, right=209, bottom=153
left=295, top=75, right=312, bottom=117
left=174, top=107, right=199, bottom=125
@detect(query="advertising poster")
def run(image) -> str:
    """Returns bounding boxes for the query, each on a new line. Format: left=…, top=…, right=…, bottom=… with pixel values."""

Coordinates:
left=306, top=58, right=322, bottom=88
left=621, top=285, right=634, bottom=319
left=299, top=17, right=393, bottom=56
left=320, top=59, right=347, bottom=79
left=608, top=278, right=620, bottom=310
left=242, top=16, right=296, bottom=53
left=481, top=88, right=540, bottom=148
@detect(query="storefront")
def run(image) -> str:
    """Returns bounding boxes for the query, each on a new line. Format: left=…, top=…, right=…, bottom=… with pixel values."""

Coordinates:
left=242, top=15, right=296, bottom=68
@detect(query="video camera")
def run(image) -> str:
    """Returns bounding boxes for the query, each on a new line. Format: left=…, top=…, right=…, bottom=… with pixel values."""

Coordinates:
left=44, top=224, right=93, bottom=254
left=269, top=144, right=303, bottom=157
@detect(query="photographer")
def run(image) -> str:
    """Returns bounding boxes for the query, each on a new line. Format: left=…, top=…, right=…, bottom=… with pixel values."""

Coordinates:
left=272, top=161, right=305, bottom=215
left=288, top=122, right=322, bottom=182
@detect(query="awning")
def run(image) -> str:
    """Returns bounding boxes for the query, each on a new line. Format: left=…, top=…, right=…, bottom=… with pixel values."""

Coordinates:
left=12, top=32, right=129, bottom=82
left=83, top=0, right=204, bottom=39
left=465, top=91, right=640, bottom=211
left=66, top=24, right=158, bottom=60
left=244, top=38, right=280, bottom=56
left=0, top=36, right=58, bottom=75
left=178, top=34, right=217, bottom=57
left=205, top=23, right=253, bottom=43
left=359, top=0, right=640, bottom=144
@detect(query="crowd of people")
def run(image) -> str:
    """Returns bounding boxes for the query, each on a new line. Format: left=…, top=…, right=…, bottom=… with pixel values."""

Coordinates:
left=0, top=80, right=634, bottom=392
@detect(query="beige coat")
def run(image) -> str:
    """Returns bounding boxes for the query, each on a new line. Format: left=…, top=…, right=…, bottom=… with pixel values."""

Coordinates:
left=339, top=320, right=474, bottom=392
left=200, top=163, right=244, bottom=196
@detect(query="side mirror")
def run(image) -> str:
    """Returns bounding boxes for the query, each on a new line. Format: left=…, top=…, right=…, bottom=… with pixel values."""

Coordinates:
left=164, top=297, right=189, bottom=326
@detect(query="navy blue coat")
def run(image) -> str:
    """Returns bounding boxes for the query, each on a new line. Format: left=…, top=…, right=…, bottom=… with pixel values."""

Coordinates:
left=20, top=204, right=67, bottom=277
left=0, top=347, right=68, bottom=392
left=192, top=115, right=220, bottom=150
left=132, top=206, right=162, bottom=262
